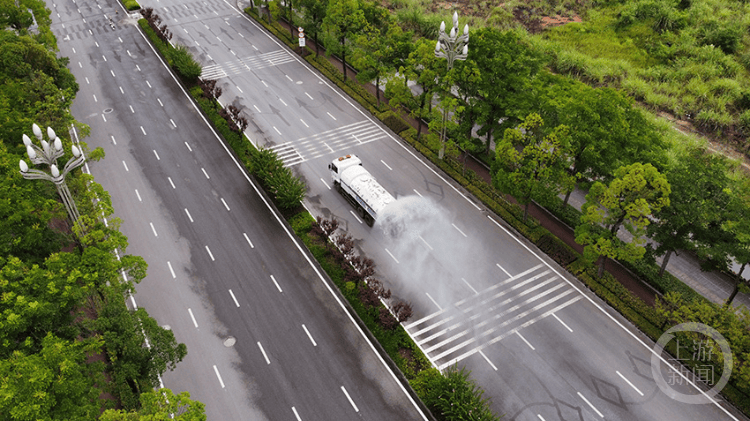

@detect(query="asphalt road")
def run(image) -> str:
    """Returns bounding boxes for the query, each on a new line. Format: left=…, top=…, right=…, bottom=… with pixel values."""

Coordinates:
left=48, top=1, right=428, bottom=419
left=143, top=1, right=749, bottom=420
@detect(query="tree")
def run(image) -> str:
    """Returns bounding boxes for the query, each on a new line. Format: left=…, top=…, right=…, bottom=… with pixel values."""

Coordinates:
left=494, top=113, right=575, bottom=222
left=100, top=388, right=206, bottom=420
left=322, top=0, right=367, bottom=81
left=444, top=58, right=482, bottom=151
left=537, top=74, right=667, bottom=205
left=0, top=333, right=104, bottom=420
left=385, top=38, right=443, bottom=139
left=470, top=27, right=544, bottom=156
left=575, top=163, right=671, bottom=277
left=714, top=178, right=750, bottom=306
left=353, top=20, right=411, bottom=107
left=297, top=0, right=327, bottom=57
left=648, top=146, right=734, bottom=277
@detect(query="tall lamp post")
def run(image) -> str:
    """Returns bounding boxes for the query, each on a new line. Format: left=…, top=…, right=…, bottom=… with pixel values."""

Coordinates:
left=19, top=123, right=86, bottom=235
left=434, top=11, right=468, bottom=160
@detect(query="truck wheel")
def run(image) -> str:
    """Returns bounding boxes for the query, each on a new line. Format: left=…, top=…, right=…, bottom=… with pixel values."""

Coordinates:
left=357, top=206, right=366, bottom=219
left=334, top=182, right=341, bottom=193
left=365, top=214, right=374, bottom=227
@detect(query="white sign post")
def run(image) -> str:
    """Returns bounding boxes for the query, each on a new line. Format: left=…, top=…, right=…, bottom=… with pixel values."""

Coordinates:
left=298, top=29, right=305, bottom=47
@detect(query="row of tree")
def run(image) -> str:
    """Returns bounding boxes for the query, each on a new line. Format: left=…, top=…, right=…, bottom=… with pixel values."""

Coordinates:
left=0, top=1, right=204, bottom=418
left=283, top=0, right=750, bottom=306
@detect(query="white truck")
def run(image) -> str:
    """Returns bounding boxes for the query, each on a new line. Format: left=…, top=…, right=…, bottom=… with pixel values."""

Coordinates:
left=329, top=154, right=395, bottom=226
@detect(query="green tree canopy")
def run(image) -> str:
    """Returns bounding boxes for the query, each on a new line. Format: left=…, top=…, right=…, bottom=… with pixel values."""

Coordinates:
left=493, top=113, right=575, bottom=221
left=322, top=0, right=367, bottom=81
left=648, top=145, right=734, bottom=277
left=576, top=162, right=671, bottom=277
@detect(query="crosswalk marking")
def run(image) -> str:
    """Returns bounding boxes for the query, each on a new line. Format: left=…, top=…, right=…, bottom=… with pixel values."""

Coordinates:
left=200, top=50, right=296, bottom=79
left=266, top=121, right=387, bottom=167
left=404, top=264, right=582, bottom=369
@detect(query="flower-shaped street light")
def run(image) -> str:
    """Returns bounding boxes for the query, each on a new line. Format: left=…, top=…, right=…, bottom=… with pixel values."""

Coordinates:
left=434, top=11, right=469, bottom=159
left=19, top=123, right=86, bottom=235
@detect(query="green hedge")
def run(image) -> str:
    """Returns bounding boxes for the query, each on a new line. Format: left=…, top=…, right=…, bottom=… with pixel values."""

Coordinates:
left=123, top=0, right=140, bottom=11
left=288, top=213, right=430, bottom=379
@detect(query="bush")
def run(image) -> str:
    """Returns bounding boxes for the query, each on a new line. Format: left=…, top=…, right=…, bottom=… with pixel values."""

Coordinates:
left=378, top=110, right=410, bottom=134
left=413, top=366, right=500, bottom=421
left=123, top=0, right=140, bottom=10
left=167, top=44, right=202, bottom=83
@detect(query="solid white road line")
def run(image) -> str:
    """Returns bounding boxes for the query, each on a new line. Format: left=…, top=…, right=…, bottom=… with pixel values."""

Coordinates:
left=135, top=19, right=430, bottom=418
left=341, top=386, right=359, bottom=412
left=221, top=198, right=230, bottom=211
left=135, top=189, right=142, bottom=202
left=243, top=233, right=254, bottom=248
left=616, top=370, right=644, bottom=396
left=425, top=292, right=442, bottom=310
left=496, top=263, right=512, bottom=278
left=205, top=245, right=215, bottom=261
left=257, top=341, right=270, bottom=364
left=552, top=313, right=573, bottom=332
left=149, top=222, right=157, bottom=237
left=184, top=208, right=194, bottom=222
left=167, top=261, right=176, bottom=279
left=515, top=331, right=535, bottom=350
left=385, top=248, right=399, bottom=264
left=461, top=278, right=478, bottom=294
left=577, top=392, right=603, bottom=418
left=418, top=235, right=433, bottom=250
left=302, top=324, right=317, bottom=346
left=270, top=275, right=283, bottom=293
left=452, top=223, right=467, bottom=237
left=349, top=210, right=362, bottom=224
left=229, top=289, right=240, bottom=307
left=213, top=365, right=225, bottom=388
left=188, top=308, right=198, bottom=328
left=478, top=350, right=498, bottom=371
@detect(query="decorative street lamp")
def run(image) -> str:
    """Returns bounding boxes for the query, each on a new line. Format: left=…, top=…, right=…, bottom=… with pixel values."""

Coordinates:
left=19, top=123, right=86, bottom=235
left=434, top=11, right=469, bottom=160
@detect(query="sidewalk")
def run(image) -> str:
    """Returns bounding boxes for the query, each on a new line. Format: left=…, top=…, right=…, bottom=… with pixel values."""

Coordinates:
left=254, top=12, right=750, bottom=310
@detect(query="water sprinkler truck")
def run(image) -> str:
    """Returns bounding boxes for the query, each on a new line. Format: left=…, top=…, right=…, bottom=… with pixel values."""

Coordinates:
left=329, top=154, right=395, bottom=226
